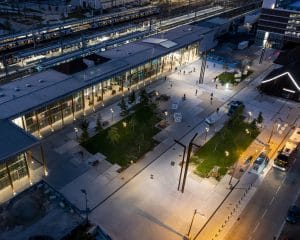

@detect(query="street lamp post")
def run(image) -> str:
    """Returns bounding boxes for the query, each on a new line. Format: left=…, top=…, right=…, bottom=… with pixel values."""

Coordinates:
left=205, top=127, right=209, bottom=141
left=267, top=118, right=286, bottom=144
left=80, top=189, right=89, bottom=224
left=181, top=133, right=199, bottom=193
left=74, top=127, right=78, bottom=141
left=164, top=111, right=168, bottom=123
left=110, top=108, right=114, bottom=121
left=248, top=111, right=252, bottom=122
left=174, top=139, right=186, bottom=191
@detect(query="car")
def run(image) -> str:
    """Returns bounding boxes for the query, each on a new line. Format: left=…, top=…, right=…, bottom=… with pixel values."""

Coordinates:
left=227, top=100, right=244, bottom=107
left=205, top=116, right=215, bottom=125
left=227, top=101, right=244, bottom=116
left=273, top=153, right=289, bottom=171
left=286, top=205, right=300, bottom=224
left=252, top=152, right=269, bottom=173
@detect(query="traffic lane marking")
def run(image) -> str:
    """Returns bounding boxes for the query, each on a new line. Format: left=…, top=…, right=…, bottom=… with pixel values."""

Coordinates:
left=269, top=196, right=275, bottom=206
left=252, top=221, right=260, bottom=233
left=261, top=208, right=268, bottom=219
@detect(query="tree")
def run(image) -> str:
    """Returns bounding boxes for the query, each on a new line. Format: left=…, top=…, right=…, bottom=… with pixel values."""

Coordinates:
left=135, top=132, right=144, bottom=153
left=79, top=119, right=89, bottom=143
left=257, top=112, right=263, bottom=124
left=80, top=130, right=89, bottom=144
left=129, top=117, right=137, bottom=132
left=118, top=97, right=128, bottom=116
left=139, top=89, right=149, bottom=105
left=229, top=105, right=244, bottom=127
left=107, top=127, right=120, bottom=144
left=79, top=118, right=89, bottom=131
left=128, top=90, right=136, bottom=104
left=95, top=114, right=103, bottom=133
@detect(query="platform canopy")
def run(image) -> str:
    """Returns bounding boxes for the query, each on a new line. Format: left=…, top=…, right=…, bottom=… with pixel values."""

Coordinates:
left=0, top=120, right=37, bottom=162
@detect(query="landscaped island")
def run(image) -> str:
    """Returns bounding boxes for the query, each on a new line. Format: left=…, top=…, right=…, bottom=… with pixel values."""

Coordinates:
left=82, top=96, right=161, bottom=168
left=192, top=106, right=261, bottom=179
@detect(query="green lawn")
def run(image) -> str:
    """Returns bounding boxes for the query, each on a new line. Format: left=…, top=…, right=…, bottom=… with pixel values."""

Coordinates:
left=218, top=72, right=235, bottom=85
left=218, top=70, right=254, bottom=85
left=191, top=119, right=259, bottom=179
left=82, top=104, right=160, bottom=168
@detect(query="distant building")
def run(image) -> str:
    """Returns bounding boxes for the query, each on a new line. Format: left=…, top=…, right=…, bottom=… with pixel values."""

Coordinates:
left=256, top=0, right=300, bottom=49
left=259, top=46, right=300, bottom=101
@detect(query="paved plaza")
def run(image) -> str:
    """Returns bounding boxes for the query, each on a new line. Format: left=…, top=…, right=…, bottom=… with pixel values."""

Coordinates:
left=5, top=49, right=299, bottom=240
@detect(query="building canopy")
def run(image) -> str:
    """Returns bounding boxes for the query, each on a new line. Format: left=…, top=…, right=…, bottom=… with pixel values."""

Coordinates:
left=0, top=120, right=37, bottom=162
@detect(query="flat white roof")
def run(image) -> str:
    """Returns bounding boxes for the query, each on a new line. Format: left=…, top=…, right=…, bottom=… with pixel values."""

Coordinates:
left=0, top=24, right=212, bottom=120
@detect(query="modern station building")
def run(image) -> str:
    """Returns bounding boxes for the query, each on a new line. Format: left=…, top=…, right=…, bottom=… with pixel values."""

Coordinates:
left=256, top=0, right=300, bottom=49
left=0, top=23, right=217, bottom=197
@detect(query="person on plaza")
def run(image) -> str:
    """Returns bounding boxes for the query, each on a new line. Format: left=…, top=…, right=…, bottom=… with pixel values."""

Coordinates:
left=210, top=96, right=213, bottom=104
left=216, top=107, right=219, bottom=114
left=210, top=92, right=213, bottom=97
left=183, top=70, right=186, bottom=75
left=193, top=67, right=196, bottom=72
left=170, top=83, right=173, bottom=88
left=183, top=93, right=186, bottom=100
left=215, top=84, right=218, bottom=89
left=195, top=89, right=198, bottom=96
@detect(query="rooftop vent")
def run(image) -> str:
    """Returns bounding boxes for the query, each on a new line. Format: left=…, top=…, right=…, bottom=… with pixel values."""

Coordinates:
left=26, top=84, right=32, bottom=88
left=14, top=87, right=20, bottom=92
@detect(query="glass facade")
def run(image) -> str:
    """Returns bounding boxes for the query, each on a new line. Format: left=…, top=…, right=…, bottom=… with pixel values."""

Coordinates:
left=0, top=153, right=29, bottom=191
left=12, top=42, right=200, bottom=137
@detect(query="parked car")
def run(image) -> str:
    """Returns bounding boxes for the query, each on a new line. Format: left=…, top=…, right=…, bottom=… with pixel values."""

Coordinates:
left=286, top=205, right=300, bottom=224
left=227, top=100, right=244, bottom=116
left=205, top=116, right=215, bottom=125
left=227, top=100, right=244, bottom=107
left=252, top=152, right=269, bottom=173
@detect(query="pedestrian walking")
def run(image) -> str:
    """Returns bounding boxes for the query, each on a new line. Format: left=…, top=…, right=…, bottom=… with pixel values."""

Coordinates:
left=210, top=97, right=213, bottom=104
left=165, top=76, right=167, bottom=81
left=193, top=67, right=196, bottom=72
left=183, top=70, right=186, bottom=75
left=210, top=92, right=213, bottom=97
left=195, top=89, right=198, bottom=96
left=215, top=84, right=218, bottom=89
left=216, top=107, right=219, bottom=114
left=170, top=83, right=173, bottom=88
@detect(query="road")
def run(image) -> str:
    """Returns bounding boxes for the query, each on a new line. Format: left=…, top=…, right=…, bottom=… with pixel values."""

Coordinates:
left=224, top=148, right=300, bottom=240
